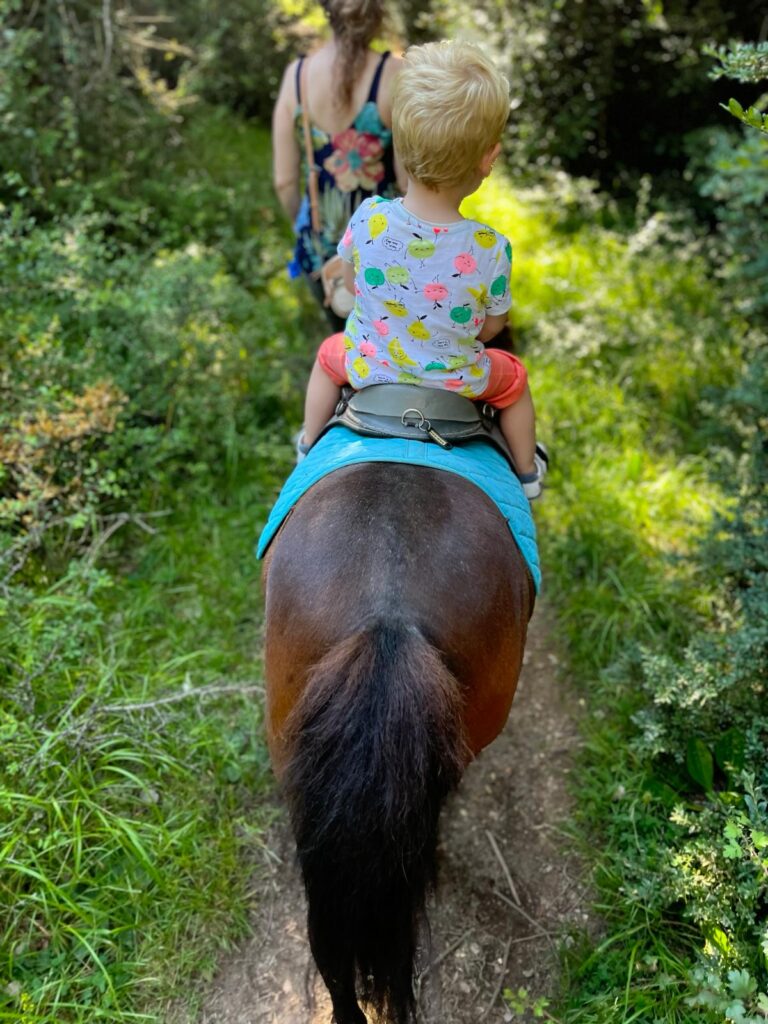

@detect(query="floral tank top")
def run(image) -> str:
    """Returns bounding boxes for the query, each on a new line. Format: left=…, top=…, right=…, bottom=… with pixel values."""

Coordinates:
left=288, top=51, right=399, bottom=279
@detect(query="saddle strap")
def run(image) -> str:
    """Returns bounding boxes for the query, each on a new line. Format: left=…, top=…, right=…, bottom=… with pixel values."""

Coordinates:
left=318, top=385, right=517, bottom=472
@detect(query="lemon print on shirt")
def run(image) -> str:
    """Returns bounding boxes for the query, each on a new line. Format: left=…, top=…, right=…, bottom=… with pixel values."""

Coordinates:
left=369, top=213, right=388, bottom=241
left=352, top=356, right=370, bottom=379
left=474, top=229, right=496, bottom=249
left=343, top=334, right=355, bottom=351
left=398, top=370, right=422, bottom=385
left=467, top=283, right=488, bottom=306
left=388, top=338, right=418, bottom=367
left=468, top=363, right=486, bottom=378
left=352, top=246, right=361, bottom=273
left=447, top=354, right=469, bottom=370
left=382, top=298, right=408, bottom=317
left=407, top=320, right=430, bottom=341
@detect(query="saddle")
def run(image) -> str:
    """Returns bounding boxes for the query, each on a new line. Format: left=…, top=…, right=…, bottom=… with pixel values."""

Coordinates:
left=318, top=384, right=517, bottom=472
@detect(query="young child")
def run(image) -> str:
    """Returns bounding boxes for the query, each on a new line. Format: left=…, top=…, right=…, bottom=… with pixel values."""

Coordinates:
left=300, top=39, right=544, bottom=497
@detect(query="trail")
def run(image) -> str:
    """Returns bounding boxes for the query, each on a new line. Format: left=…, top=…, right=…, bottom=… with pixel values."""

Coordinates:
left=190, top=604, right=590, bottom=1023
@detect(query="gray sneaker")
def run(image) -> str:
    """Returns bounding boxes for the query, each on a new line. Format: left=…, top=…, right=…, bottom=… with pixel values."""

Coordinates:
left=294, top=430, right=312, bottom=463
left=520, top=443, right=549, bottom=500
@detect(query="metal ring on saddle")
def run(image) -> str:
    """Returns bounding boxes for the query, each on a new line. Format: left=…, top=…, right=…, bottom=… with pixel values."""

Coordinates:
left=401, top=408, right=430, bottom=433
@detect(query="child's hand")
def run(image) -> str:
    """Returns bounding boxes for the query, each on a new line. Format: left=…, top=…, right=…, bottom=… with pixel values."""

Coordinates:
left=477, top=313, right=507, bottom=342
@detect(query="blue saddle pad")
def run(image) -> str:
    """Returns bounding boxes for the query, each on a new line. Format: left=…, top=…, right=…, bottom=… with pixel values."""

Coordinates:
left=256, top=427, right=540, bottom=592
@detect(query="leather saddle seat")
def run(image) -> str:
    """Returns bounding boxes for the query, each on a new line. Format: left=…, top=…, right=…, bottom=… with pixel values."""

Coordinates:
left=318, top=384, right=517, bottom=472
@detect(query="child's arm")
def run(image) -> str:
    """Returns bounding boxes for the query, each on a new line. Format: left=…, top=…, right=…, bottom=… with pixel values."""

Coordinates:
left=477, top=312, right=507, bottom=343
left=343, top=260, right=355, bottom=295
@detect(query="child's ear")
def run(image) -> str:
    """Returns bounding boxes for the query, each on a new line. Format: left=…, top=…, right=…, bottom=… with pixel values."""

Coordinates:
left=480, top=142, right=502, bottom=178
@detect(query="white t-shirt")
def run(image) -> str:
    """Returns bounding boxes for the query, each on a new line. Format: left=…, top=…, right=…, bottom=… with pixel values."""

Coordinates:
left=336, top=196, right=512, bottom=398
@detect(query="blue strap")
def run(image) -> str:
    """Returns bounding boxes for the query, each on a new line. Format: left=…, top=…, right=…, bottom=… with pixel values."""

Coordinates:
left=367, top=51, right=390, bottom=105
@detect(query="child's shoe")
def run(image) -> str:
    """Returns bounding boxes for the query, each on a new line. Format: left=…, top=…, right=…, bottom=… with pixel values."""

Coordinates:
left=519, top=443, right=549, bottom=501
left=294, top=429, right=312, bottom=463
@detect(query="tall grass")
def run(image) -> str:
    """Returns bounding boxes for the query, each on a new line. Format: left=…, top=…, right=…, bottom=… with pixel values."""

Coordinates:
left=466, top=171, right=765, bottom=1022
left=1, top=108, right=310, bottom=1022
left=0, top=463, right=296, bottom=1022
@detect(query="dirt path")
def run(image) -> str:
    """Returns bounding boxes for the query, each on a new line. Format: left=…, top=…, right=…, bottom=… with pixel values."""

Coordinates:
left=191, top=604, right=590, bottom=1023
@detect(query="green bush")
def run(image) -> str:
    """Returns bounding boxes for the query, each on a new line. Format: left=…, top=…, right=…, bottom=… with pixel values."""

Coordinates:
left=407, top=0, right=765, bottom=193
left=0, top=176, right=304, bottom=544
left=0, top=0, right=186, bottom=214
left=693, top=125, right=768, bottom=315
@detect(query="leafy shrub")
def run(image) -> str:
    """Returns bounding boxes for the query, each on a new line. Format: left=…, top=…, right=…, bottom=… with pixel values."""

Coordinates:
left=0, top=185, right=304, bottom=546
left=0, top=0, right=193, bottom=214
left=406, top=0, right=766, bottom=192
left=694, top=126, right=768, bottom=317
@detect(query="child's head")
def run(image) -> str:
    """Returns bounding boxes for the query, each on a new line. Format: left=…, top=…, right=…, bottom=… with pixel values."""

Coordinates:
left=392, top=40, right=510, bottom=192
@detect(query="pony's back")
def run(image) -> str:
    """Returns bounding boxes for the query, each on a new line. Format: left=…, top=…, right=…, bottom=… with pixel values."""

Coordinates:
left=263, top=463, right=534, bottom=1023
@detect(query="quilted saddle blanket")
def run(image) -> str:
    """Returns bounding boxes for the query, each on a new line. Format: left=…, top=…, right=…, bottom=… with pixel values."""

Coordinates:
left=256, top=427, right=540, bottom=592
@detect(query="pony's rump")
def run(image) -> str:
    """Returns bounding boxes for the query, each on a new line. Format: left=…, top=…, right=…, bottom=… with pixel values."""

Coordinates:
left=283, top=619, right=467, bottom=1023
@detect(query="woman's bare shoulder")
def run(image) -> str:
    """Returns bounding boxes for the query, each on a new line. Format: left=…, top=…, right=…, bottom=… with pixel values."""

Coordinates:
left=276, top=58, right=302, bottom=106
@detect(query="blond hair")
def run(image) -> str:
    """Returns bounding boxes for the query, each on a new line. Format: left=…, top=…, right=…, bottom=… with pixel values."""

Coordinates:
left=392, top=40, right=509, bottom=190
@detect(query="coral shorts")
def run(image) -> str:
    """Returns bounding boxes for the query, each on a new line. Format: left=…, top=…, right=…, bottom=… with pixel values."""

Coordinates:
left=317, top=333, right=528, bottom=409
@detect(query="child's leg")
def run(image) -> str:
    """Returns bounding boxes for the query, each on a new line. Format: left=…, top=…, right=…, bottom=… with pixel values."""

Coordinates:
left=499, top=382, right=536, bottom=476
left=303, top=358, right=342, bottom=445
left=302, top=332, right=349, bottom=446
left=482, top=350, right=537, bottom=476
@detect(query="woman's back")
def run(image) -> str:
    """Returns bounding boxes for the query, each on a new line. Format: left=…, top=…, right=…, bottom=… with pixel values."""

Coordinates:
left=286, top=47, right=401, bottom=277
left=296, top=47, right=396, bottom=135
left=271, top=0, right=405, bottom=325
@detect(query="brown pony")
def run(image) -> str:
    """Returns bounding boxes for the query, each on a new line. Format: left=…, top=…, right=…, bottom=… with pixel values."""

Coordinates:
left=263, top=460, right=534, bottom=1024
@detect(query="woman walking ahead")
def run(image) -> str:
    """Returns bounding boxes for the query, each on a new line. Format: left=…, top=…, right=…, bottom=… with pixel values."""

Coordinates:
left=271, top=0, right=405, bottom=328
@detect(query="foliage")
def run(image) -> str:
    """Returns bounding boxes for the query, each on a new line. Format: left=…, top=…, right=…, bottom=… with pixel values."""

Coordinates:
left=0, top=498, right=277, bottom=1022
left=465, top=157, right=767, bottom=1022
left=1, top=216, right=263, bottom=535
left=708, top=41, right=768, bottom=84
left=723, top=98, right=768, bottom=134
left=408, top=0, right=766, bottom=193
left=0, top=0, right=195, bottom=214
left=172, top=0, right=310, bottom=120
left=0, top=116, right=309, bottom=550
left=694, top=127, right=768, bottom=311
left=0, top=0, right=314, bottom=221
left=0, top=99, right=314, bottom=1021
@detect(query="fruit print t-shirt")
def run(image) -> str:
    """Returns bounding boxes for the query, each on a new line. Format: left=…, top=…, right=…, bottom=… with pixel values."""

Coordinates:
left=336, top=196, right=512, bottom=398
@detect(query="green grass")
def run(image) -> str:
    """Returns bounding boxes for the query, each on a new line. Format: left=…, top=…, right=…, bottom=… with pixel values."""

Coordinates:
left=0, top=447, right=298, bottom=1022
left=467, top=171, right=765, bottom=1021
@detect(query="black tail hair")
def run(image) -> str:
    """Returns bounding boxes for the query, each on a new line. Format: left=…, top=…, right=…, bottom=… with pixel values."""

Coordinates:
left=283, top=620, right=466, bottom=1023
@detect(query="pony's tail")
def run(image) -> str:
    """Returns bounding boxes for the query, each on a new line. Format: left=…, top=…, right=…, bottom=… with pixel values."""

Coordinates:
left=283, top=620, right=466, bottom=1024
